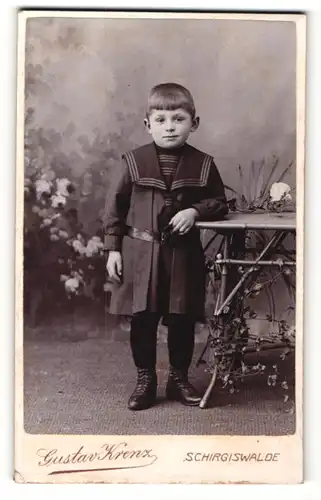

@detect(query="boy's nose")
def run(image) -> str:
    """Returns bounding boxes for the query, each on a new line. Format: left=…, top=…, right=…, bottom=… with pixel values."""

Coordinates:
left=165, top=121, right=175, bottom=131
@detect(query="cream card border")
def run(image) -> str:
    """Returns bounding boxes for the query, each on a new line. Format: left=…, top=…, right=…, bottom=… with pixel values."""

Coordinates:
left=15, top=10, right=306, bottom=484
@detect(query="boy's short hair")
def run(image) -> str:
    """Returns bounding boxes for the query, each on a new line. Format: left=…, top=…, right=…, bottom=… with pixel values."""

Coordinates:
left=147, top=83, right=196, bottom=119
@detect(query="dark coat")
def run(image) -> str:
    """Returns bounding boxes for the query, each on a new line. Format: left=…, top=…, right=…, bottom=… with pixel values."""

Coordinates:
left=103, top=142, right=227, bottom=319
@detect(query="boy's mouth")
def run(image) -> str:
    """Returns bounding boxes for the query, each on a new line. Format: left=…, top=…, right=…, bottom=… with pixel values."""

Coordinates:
left=163, top=135, right=179, bottom=139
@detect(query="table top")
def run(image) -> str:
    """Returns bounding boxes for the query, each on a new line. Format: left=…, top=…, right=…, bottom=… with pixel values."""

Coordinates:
left=196, top=211, right=296, bottom=231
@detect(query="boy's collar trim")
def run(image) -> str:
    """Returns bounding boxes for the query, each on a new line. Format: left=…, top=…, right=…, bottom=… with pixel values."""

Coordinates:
left=123, top=143, right=212, bottom=191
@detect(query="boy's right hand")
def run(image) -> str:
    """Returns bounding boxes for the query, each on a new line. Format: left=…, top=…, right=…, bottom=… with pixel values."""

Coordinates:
left=106, top=251, right=123, bottom=284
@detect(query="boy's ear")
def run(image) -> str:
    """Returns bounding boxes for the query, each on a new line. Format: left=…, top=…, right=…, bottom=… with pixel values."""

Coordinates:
left=191, top=116, right=200, bottom=132
left=144, top=118, right=152, bottom=134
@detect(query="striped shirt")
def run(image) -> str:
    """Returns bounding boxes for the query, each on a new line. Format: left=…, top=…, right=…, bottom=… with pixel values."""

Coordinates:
left=156, top=145, right=183, bottom=206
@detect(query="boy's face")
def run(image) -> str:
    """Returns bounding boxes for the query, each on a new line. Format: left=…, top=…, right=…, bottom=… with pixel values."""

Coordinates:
left=144, top=108, right=199, bottom=149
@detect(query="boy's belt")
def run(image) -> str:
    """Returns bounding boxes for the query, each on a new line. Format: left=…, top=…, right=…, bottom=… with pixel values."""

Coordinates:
left=126, top=226, right=161, bottom=243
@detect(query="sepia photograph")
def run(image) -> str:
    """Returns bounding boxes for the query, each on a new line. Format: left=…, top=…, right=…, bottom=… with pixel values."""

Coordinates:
left=15, top=10, right=305, bottom=483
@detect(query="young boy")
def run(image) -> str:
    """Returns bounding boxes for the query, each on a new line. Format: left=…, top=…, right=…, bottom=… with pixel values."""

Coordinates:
left=104, top=83, right=228, bottom=411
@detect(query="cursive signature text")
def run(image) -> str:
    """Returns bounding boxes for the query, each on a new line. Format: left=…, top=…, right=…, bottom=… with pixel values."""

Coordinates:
left=37, top=442, right=158, bottom=474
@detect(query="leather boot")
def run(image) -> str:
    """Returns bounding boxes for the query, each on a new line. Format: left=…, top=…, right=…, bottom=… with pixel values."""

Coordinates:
left=128, top=368, right=157, bottom=411
left=166, top=368, right=202, bottom=406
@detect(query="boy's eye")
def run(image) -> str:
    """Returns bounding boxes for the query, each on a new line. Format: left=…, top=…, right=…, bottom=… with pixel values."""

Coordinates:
left=155, top=117, right=165, bottom=123
left=175, top=116, right=185, bottom=122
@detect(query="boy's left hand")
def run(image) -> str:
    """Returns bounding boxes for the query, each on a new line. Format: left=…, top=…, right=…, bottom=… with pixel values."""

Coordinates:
left=170, top=208, right=199, bottom=235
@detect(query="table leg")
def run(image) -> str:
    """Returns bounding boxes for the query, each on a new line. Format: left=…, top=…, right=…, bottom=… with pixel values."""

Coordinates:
left=199, top=235, right=230, bottom=409
left=199, top=364, right=219, bottom=409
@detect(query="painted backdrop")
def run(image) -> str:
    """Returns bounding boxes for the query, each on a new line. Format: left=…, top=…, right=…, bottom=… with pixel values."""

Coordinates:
left=24, top=17, right=296, bottom=335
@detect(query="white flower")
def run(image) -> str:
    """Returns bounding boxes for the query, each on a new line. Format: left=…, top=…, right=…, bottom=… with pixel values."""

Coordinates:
left=65, top=277, right=80, bottom=293
left=58, top=230, right=69, bottom=239
left=32, top=205, right=40, bottom=214
left=252, top=283, right=263, bottom=292
left=85, top=242, right=95, bottom=258
left=38, top=208, right=50, bottom=218
left=35, top=179, right=52, bottom=199
left=72, top=239, right=86, bottom=254
left=41, top=170, right=55, bottom=182
left=56, top=178, right=71, bottom=197
left=267, top=374, right=277, bottom=387
left=60, top=274, right=69, bottom=282
left=51, top=194, right=66, bottom=208
left=85, top=237, right=104, bottom=257
left=252, top=363, right=262, bottom=371
left=241, top=361, right=248, bottom=374
left=71, top=270, right=83, bottom=280
left=50, top=234, right=59, bottom=241
left=270, top=182, right=292, bottom=202
left=42, top=218, right=52, bottom=227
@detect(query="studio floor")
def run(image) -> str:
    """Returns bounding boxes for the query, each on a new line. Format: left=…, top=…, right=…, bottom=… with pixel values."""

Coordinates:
left=23, top=337, right=295, bottom=436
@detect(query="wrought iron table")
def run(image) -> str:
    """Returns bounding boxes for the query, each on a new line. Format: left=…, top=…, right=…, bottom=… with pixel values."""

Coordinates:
left=196, top=211, right=296, bottom=409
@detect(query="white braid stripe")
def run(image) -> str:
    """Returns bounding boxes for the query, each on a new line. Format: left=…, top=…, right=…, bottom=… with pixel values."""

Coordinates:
left=171, top=155, right=212, bottom=190
left=136, top=178, right=167, bottom=190
left=123, top=151, right=139, bottom=182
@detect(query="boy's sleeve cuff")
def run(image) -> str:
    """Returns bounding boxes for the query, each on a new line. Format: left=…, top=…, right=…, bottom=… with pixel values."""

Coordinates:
left=104, top=234, right=122, bottom=251
left=191, top=203, right=206, bottom=220
left=191, top=200, right=228, bottom=221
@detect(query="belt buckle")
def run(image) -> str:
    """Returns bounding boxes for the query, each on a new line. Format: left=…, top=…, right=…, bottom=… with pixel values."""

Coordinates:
left=160, top=231, right=166, bottom=245
left=160, top=225, right=171, bottom=245
left=144, top=229, right=154, bottom=243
